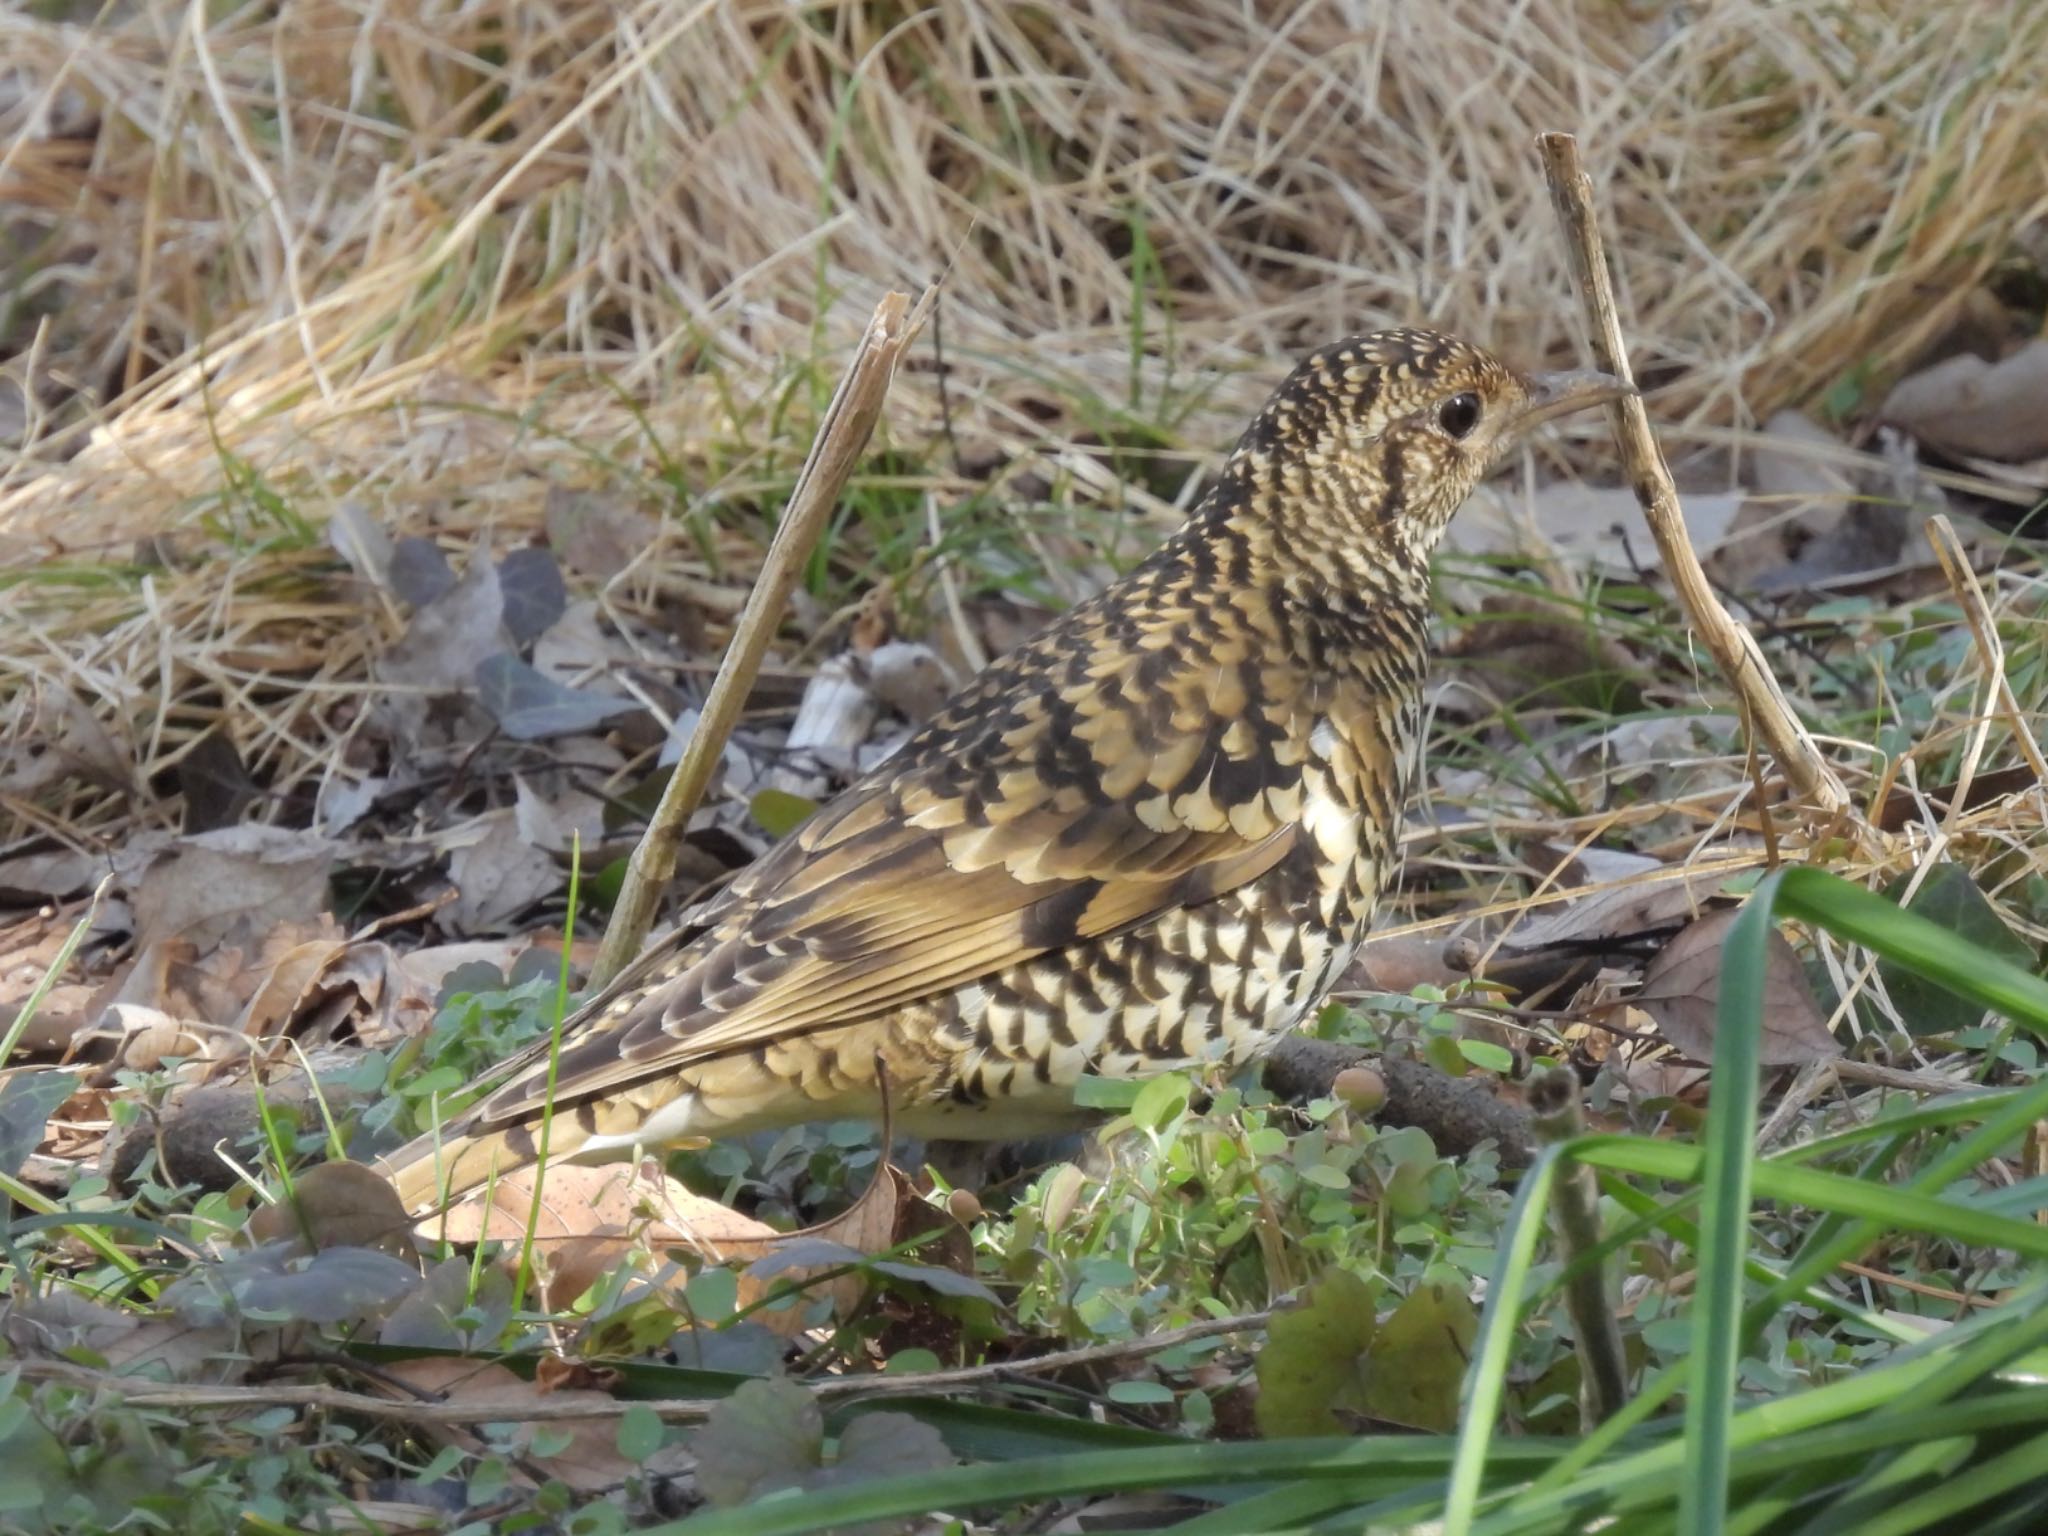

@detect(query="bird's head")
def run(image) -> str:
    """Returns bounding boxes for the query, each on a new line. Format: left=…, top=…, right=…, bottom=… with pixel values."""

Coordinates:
left=1221, top=327, right=1629, bottom=598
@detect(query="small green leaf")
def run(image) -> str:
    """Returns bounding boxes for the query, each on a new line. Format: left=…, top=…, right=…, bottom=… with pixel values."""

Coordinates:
left=1106, top=1380, right=1176, bottom=1405
left=750, top=788, right=821, bottom=839
left=617, top=1403, right=664, bottom=1464
left=1423, top=1032, right=1468, bottom=1077
left=686, top=1266, right=740, bottom=1323
left=1131, top=1072, right=1192, bottom=1132
left=1879, top=862, right=2039, bottom=1035
left=1456, top=1038, right=1514, bottom=1074
left=1071, top=1076, right=1141, bottom=1110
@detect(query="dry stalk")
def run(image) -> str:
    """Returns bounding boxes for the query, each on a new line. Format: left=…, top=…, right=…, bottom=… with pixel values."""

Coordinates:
left=1535, top=132, right=1856, bottom=828
left=591, top=287, right=933, bottom=988
left=1527, top=1065, right=1630, bottom=1426
left=1924, top=513, right=2048, bottom=801
left=17, top=1307, right=1269, bottom=1426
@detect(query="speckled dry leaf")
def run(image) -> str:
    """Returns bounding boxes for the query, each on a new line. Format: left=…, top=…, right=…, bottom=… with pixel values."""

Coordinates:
left=1636, top=907, right=1840, bottom=1066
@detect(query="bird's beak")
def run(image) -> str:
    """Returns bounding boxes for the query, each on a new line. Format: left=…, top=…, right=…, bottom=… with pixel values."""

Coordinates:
left=1515, top=368, right=1636, bottom=429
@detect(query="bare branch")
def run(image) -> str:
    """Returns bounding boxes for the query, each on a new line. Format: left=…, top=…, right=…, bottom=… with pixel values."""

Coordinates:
left=1535, top=132, right=1857, bottom=827
left=592, top=288, right=933, bottom=987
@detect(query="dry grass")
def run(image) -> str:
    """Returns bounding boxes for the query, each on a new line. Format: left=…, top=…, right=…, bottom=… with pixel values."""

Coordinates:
left=3, top=0, right=2046, bottom=857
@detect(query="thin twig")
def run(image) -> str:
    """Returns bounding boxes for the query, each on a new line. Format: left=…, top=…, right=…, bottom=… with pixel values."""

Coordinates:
left=592, top=288, right=933, bottom=987
left=1535, top=132, right=1857, bottom=828
left=17, top=1308, right=1270, bottom=1426
left=1924, top=513, right=2048, bottom=799
left=1528, top=1066, right=1630, bottom=1426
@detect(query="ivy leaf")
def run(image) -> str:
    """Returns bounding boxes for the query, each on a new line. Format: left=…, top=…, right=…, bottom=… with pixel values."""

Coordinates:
left=0, top=1070, right=76, bottom=1176
left=1879, top=862, right=2039, bottom=1035
left=1253, top=1266, right=1378, bottom=1436
left=691, top=1378, right=822, bottom=1507
left=1360, top=1278, right=1480, bottom=1432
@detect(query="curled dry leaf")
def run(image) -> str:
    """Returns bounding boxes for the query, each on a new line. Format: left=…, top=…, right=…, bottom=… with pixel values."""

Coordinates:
left=1633, top=907, right=1840, bottom=1067
left=1501, top=866, right=1732, bottom=953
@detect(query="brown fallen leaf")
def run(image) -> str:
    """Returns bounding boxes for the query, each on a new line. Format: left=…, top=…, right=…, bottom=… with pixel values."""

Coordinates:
left=1632, top=907, right=1840, bottom=1067
left=418, top=1155, right=904, bottom=1331
left=1501, top=867, right=1732, bottom=953
left=249, top=1159, right=418, bottom=1261
left=1879, top=340, right=2048, bottom=462
left=129, top=825, right=337, bottom=957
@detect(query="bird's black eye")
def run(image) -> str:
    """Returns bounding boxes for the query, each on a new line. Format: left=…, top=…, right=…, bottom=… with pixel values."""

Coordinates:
left=1437, top=392, right=1482, bottom=440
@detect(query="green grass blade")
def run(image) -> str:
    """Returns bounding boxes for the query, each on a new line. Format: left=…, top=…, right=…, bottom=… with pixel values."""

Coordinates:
left=1776, top=865, right=2048, bottom=1034
left=1444, top=1144, right=1563, bottom=1534
left=1680, top=866, right=1778, bottom=1536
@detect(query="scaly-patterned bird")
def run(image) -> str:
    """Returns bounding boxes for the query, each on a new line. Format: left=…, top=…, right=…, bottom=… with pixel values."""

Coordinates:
left=379, top=328, right=1624, bottom=1215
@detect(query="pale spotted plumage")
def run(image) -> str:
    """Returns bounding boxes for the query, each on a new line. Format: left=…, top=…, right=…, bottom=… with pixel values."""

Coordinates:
left=378, top=328, right=1625, bottom=1213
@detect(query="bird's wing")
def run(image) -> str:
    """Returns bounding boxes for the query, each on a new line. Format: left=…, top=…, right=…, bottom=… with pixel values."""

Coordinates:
left=462, top=612, right=1309, bottom=1126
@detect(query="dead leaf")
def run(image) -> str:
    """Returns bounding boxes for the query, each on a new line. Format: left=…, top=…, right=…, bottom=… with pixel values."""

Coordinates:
left=378, top=553, right=505, bottom=692
left=512, top=777, right=608, bottom=855
left=1880, top=340, right=2048, bottom=461
left=1447, top=482, right=1747, bottom=571
left=175, top=729, right=260, bottom=833
left=95, top=1003, right=245, bottom=1075
left=250, top=1160, right=418, bottom=1260
left=419, top=1153, right=909, bottom=1331
left=1633, top=907, right=1840, bottom=1066
left=436, top=809, right=561, bottom=934
left=230, top=930, right=352, bottom=1037
left=1443, top=592, right=1640, bottom=714
left=1500, top=868, right=1732, bottom=953
left=1345, top=933, right=1471, bottom=995
left=2, top=1293, right=241, bottom=1383
left=544, top=487, right=659, bottom=582
left=0, top=683, right=132, bottom=798
left=129, top=825, right=336, bottom=956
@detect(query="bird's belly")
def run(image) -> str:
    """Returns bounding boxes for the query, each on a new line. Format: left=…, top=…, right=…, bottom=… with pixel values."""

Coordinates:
left=933, top=852, right=1376, bottom=1127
